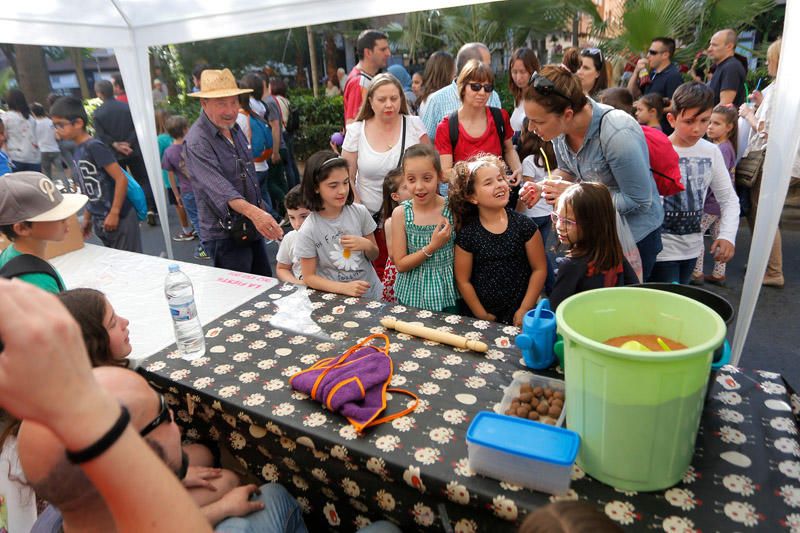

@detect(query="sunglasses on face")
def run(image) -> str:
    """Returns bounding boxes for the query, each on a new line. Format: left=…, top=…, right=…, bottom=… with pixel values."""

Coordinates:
left=140, top=394, right=174, bottom=437
left=647, top=49, right=665, bottom=56
left=550, top=212, right=578, bottom=228
left=468, top=82, right=494, bottom=93
left=528, top=72, right=572, bottom=103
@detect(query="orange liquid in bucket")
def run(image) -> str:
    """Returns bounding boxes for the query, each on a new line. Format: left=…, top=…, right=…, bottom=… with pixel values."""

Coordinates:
left=604, top=335, right=687, bottom=351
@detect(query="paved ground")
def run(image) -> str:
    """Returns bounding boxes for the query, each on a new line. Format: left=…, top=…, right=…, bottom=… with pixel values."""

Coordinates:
left=135, top=197, right=800, bottom=386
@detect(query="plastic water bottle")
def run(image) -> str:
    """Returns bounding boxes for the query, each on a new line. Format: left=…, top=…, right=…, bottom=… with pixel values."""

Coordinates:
left=165, top=264, right=206, bottom=360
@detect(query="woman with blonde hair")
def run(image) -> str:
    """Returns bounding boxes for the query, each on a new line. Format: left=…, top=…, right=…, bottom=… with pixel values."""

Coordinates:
left=342, top=72, right=430, bottom=278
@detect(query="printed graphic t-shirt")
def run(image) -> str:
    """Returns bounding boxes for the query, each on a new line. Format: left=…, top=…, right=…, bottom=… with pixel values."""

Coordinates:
left=294, top=203, right=381, bottom=301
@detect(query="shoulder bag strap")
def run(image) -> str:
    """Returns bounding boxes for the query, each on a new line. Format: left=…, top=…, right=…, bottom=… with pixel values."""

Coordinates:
left=0, top=254, right=64, bottom=292
left=448, top=110, right=459, bottom=156
left=396, top=115, right=407, bottom=168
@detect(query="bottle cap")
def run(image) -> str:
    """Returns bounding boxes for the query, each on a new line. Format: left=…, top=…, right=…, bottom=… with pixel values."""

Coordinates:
left=169, top=264, right=180, bottom=273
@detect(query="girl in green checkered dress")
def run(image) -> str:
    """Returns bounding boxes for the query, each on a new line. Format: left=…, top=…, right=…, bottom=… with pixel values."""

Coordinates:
left=390, top=145, right=458, bottom=312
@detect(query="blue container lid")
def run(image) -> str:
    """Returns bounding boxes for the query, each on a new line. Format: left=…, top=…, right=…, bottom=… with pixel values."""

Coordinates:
left=466, top=411, right=580, bottom=466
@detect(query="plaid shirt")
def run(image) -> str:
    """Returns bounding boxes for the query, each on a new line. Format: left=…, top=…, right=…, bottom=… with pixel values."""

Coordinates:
left=184, top=112, right=261, bottom=242
left=420, top=81, right=502, bottom=141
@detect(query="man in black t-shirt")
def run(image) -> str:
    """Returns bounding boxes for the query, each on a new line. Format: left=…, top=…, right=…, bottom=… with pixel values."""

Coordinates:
left=628, top=36, right=684, bottom=132
left=707, top=29, right=747, bottom=107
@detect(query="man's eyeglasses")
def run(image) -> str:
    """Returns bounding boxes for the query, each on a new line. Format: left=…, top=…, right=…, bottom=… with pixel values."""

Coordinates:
left=140, top=394, right=174, bottom=437
left=550, top=212, right=578, bottom=228
left=647, top=49, right=665, bottom=56
left=468, top=82, right=494, bottom=93
left=528, top=72, right=572, bottom=104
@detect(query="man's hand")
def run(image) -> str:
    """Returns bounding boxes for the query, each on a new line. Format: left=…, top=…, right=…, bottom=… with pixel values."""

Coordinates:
left=249, top=209, right=283, bottom=241
left=270, top=151, right=281, bottom=165
left=103, top=211, right=120, bottom=232
left=182, top=466, right=223, bottom=491
left=635, top=58, right=647, bottom=72
left=112, top=141, right=133, bottom=157
left=218, top=484, right=265, bottom=519
left=711, top=239, right=735, bottom=263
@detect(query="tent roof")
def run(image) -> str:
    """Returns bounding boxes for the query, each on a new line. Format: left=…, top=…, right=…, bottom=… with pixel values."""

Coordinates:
left=0, top=0, right=494, bottom=48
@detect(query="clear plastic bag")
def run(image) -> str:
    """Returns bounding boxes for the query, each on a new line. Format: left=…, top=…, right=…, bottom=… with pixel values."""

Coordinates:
left=616, top=212, right=643, bottom=283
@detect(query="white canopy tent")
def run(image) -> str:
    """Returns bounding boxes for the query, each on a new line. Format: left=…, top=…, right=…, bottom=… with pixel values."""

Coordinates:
left=0, top=0, right=797, bottom=362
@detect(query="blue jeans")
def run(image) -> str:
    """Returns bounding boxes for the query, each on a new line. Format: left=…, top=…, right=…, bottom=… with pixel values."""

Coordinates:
left=204, top=237, right=273, bottom=277
left=215, top=484, right=307, bottom=533
left=650, top=258, right=697, bottom=285
left=181, top=191, right=200, bottom=233
left=12, top=161, right=41, bottom=172
left=255, top=170, right=279, bottom=219
left=636, top=227, right=663, bottom=282
left=532, top=215, right=556, bottom=295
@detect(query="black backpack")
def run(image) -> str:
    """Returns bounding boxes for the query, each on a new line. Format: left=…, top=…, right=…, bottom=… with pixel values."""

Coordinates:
left=0, top=254, right=65, bottom=292
left=285, top=105, right=301, bottom=135
left=448, top=106, right=506, bottom=155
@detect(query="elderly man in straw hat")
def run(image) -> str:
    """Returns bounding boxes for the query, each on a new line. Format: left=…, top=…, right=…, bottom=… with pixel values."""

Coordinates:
left=184, top=69, right=283, bottom=275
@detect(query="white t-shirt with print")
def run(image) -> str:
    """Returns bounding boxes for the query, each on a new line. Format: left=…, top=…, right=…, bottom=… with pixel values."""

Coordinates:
left=521, top=155, right=554, bottom=219
left=342, top=115, right=426, bottom=214
left=657, top=139, right=739, bottom=262
left=294, top=204, right=382, bottom=300
left=276, top=229, right=302, bottom=280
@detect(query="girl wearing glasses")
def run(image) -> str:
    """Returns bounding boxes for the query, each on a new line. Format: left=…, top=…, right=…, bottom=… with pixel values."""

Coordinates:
left=577, top=48, right=609, bottom=98
left=435, top=60, right=522, bottom=185
left=521, top=65, right=664, bottom=281
left=549, top=183, right=638, bottom=310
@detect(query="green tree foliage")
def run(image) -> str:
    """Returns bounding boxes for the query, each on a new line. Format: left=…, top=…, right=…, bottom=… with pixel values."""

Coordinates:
left=599, top=0, right=775, bottom=64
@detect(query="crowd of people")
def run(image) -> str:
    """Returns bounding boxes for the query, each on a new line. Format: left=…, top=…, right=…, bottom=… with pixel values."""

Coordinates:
left=0, top=22, right=791, bottom=533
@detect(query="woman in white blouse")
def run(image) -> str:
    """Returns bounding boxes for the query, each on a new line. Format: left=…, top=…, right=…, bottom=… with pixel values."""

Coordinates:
left=342, top=73, right=429, bottom=215
left=507, top=48, right=540, bottom=135
left=342, top=73, right=430, bottom=278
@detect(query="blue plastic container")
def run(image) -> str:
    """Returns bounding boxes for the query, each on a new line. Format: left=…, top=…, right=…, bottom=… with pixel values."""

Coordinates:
left=515, top=299, right=557, bottom=369
left=466, top=411, right=580, bottom=495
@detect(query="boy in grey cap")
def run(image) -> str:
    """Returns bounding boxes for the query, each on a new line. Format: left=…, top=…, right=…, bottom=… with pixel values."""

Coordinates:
left=0, top=172, right=88, bottom=293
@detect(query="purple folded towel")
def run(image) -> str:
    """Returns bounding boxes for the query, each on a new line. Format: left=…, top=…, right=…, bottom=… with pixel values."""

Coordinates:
left=290, top=334, right=418, bottom=432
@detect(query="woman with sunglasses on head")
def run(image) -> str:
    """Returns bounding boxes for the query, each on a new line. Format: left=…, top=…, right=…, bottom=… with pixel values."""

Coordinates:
left=435, top=59, right=521, bottom=185
left=520, top=65, right=664, bottom=281
left=508, top=48, right=541, bottom=134
left=577, top=48, right=609, bottom=98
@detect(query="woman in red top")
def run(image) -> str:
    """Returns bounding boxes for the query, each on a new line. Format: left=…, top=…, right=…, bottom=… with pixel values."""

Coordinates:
left=435, top=59, right=521, bottom=184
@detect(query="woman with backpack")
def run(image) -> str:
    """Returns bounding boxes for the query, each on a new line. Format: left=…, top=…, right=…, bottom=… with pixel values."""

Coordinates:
left=519, top=65, right=664, bottom=281
left=434, top=59, right=521, bottom=186
left=237, top=89, right=279, bottom=219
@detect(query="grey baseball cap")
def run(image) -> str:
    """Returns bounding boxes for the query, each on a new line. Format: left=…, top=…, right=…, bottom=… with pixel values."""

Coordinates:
left=0, top=172, right=88, bottom=225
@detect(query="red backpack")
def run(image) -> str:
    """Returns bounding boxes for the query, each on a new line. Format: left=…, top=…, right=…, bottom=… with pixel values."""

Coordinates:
left=599, top=111, right=684, bottom=197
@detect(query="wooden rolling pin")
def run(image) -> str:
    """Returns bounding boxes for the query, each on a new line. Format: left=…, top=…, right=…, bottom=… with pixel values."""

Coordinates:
left=380, top=317, right=488, bottom=352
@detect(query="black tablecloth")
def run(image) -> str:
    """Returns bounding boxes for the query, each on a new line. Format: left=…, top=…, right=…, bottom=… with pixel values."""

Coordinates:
left=139, top=283, right=800, bottom=531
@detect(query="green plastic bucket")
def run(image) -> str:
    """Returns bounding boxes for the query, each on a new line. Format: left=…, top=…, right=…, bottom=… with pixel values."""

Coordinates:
left=556, top=287, right=726, bottom=491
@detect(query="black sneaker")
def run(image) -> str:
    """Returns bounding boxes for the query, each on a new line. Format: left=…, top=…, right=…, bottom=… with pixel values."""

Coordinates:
left=146, top=211, right=157, bottom=226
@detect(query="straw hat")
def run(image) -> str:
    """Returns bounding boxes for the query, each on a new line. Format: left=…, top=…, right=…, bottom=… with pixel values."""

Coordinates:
left=188, top=69, right=252, bottom=99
